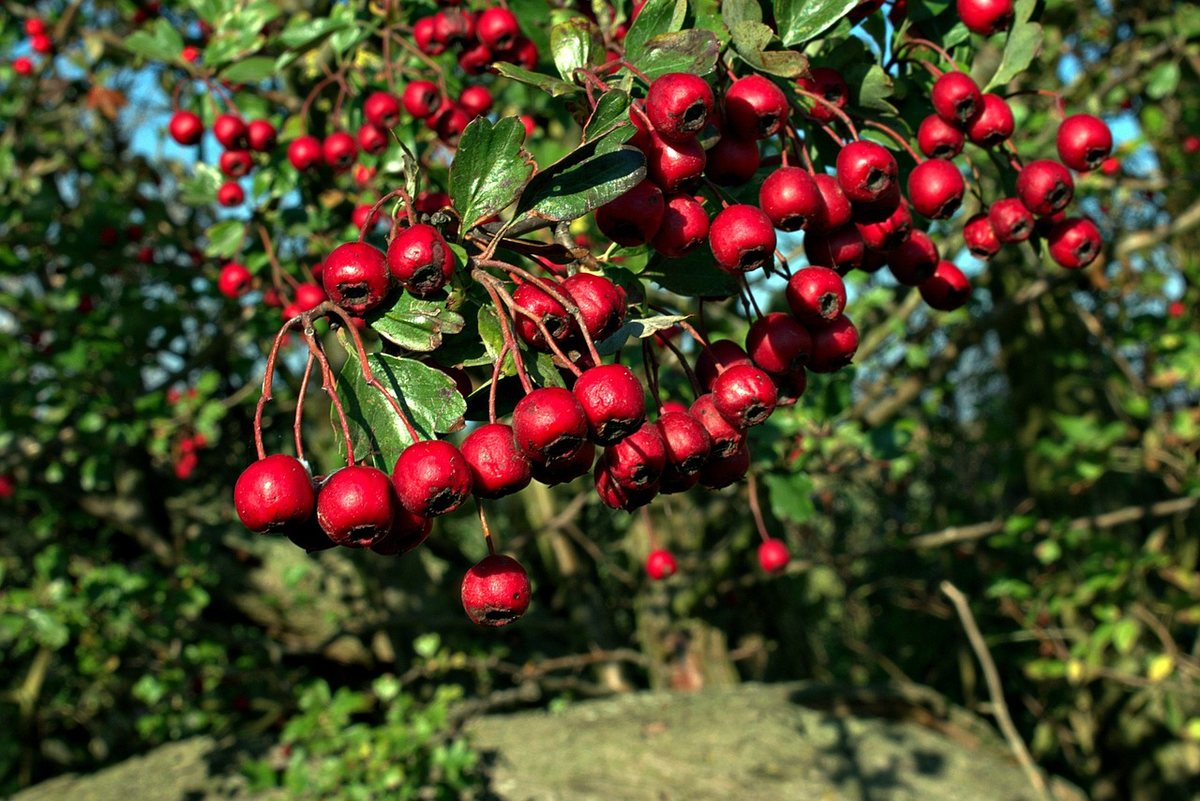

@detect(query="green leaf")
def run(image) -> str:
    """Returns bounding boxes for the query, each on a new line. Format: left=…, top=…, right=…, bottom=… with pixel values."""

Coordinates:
left=365, top=292, right=466, bottom=353
left=1144, top=61, right=1181, bottom=100
left=730, top=21, right=809, bottom=78
left=852, top=64, right=896, bottom=113
left=336, top=354, right=467, bottom=470
left=550, top=16, right=604, bottom=83
left=773, top=0, right=859, bottom=47
left=583, top=90, right=633, bottom=142
left=635, top=29, right=722, bottom=80
left=180, top=163, right=222, bottom=206
left=220, top=56, right=277, bottom=84
left=278, top=16, right=350, bottom=49
left=124, top=19, right=184, bottom=62
left=984, top=22, right=1044, bottom=91
left=493, top=63, right=580, bottom=98
left=764, top=473, right=816, bottom=524
left=204, top=219, right=244, bottom=259
left=624, top=0, right=688, bottom=61
left=448, top=117, right=535, bottom=231
left=512, top=134, right=646, bottom=225
left=642, top=247, right=739, bottom=298
left=595, top=314, right=688, bottom=356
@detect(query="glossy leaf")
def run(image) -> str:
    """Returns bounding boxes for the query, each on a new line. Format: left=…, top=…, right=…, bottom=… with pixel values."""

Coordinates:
left=366, top=293, right=467, bottom=353
left=448, top=117, right=536, bottom=231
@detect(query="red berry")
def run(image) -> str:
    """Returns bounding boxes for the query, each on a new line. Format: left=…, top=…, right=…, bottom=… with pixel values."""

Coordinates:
left=1047, top=217, right=1102, bottom=269
left=604, top=421, right=667, bottom=490
left=690, top=393, right=746, bottom=457
left=645, top=72, right=715, bottom=143
left=512, top=280, right=572, bottom=350
left=432, top=8, right=476, bottom=46
left=458, top=41, right=494, bottom=76
left=169, top=111, right=204, bottom=146
left=30, top=34, right=52, bottom=54
left=386, top=224, right=455, bottom=297
left=574, top=364, right=647, bottom=445
left=957, top=0, right=1014, bottom=35
left=402, top=80, right=441, bottom=119
left=705, top=133, right=761, bottom=185
left=931, top=72, right=982, bottom=125
left=500, top=37, right=539, bottom=71
left=563, top=272, right=627, bottom=343
left=712, top=364, right=777, bottom=428
left=595, top=180, right=665, bottom=247
left=460, top=85, right=493, bottom=118
left=323, top=132, right=358, bottom=171
left=288, top=136, right=323, bottom=171
left=414, top=16, right=445, bottom=55
left=708, top=204, right=777, bottom=274
left=797, top=68, right=848, bottom=123
left=772, top=367, right=809, bottom=407
left=645, top=132, right=707, bottom=193
left=233, top=454, right=315, bottom=533
left=218, top=262, right=252, bottom=298
left=651, top=193, right=710, bottom=258
left=513, top=387, right=589, bottom=465
left=181, top=45, right=200, bottom=63
left=25, top=19, right=47, bottom=36
left=723, top=75, right=788, bottom=140
left=656, top=410, right=713, bottom=488
left=836, top=140, right=899, bottom=203
left=594, top=459, right=659, bottom=510
left=964, top=94, right=1015, bottom=148
left=757, top=539, right=790, bottom=574
left=213, top=114, right=247, bottom=149
left=963, top=213, right=1002, bottom=259
left=1056, top=114, right=1113, bottom=172
left=13, top=57, right=34, bottom=76
left=364, top=91, right=402, bottom=129
left=357, top=123, right=389, bottom=155
left=919, top=261, right=971, bottom=310
left=477, top=7, right=521, bottom=50
left=808, top=316, right=859, bottom=373
left=293, top=282, right=326, bottom=312
left=786, top=266, right=846, bottom=328
left=217, top=181, right=244, bottom=207
left=530, top=441, right=595, bottom=486
left=461, top=554, right=531, bottom=627
left=698, top=442, right=751, bottom=489
left=646, top=549, right=678, bottom=580
left=907, top=159, right=964, bottom=220
left=888, top=229, right=939, bottom=286
left=695, top=340, right=753, bottom=391
left=460, top=423, right=531, bottom=499
left=317, top=465, right=396, bottom=548
left=857, top=200, right=913, bottom=251
left=988, top=198, right=1034, bottom=243
left=322, top=241, right=392, bottom=314
left=247, top=119, right=277, bottom=152
left=917, top=114, right=965, bottom=159
left=809, top=173, right=853, bottom=235
left=370, top=507, right=433, bottom=556
left=1016, top=159, right=1075, bottom=216
left=804, top=224, right=865, bottom=273
left=392, top=440, right=472, bottom=517
left=759, top=167, right=822, bottom=232
left=219, top=149, right=253, bottom=178
left=746, top=312, right=812, bottom=375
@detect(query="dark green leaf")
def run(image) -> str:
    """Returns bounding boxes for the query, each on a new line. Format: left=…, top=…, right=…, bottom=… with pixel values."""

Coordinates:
left=690, top=0, right=733, bottom=48
left=730, top=21, right=809, bottom=78
left=773, top=0, right=859, bottom=47
left=764, top=473, right=815, bottom=524
left=595, top=314, right=688, bottom=356
left=985, top=22, right=1044, bottom=91
left=636, top=29, right=722, bottom=80
left=642, top=248, right=739, bottom=298
left=583, top=90, right=633, bottom=142
left=493, top=63, right=580, bottom=98
left=550, top=16, right=604, bottom=83
left=220, top=57, right=276, bottom=84
left=512, top=135, right=646, bottom=225
left=624, top=0, right=688, bottom=60
left=366, top=292, right=467, bottom=353
left=448, top=117, right=535, bottom=231
left=278, top=16, right=349, bottom=49
left=721, top=0, right=763, bottom=27
left=851, top=64, right=896, bottom=113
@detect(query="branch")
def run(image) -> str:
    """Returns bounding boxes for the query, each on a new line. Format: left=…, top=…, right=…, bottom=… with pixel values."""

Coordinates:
left=1115, top=195, right=1200, bottom=259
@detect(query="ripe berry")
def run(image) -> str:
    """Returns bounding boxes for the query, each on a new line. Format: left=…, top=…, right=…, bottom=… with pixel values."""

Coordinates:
left=477, top=7, right=521, bottom=50
left=857, top=200, right=913, bottom=251
left=888, top=229, right=938, bottom=286
left=1016, top=159, right=1075, bottom=216
left=595, top=180, right=665, bottom=247
left=759, top=167, right=822, bottom=232
left=461, top=554, right=531, bottom=627
left=460, top=423, right=531, bottom=499
left=432, top=8, right=476, bottom=45
left=651, top=193, right=710, bottom=258
left=387, top=224, right=455, bottom=297
left=988, top=198, right=1034, bottom=243
left=708, top=205, right=777, bottom=274
left=746, top=313, right=812, bottom=375
left=234, top=454, right=315, bottom=533
left=370, top=507, right=433, bottom=556
left=804, top=224, right=865, bottom=273
left=690, top=393, right=746, bottom=457
left=357, top=123, right=390, bottom=155
left=513, top=387, right=589, bottom=464
left=213, top=114, right=247, bottom=149
left=460, top=85, right=493, bottom=118
left=169, top=111, right=204, bottom=146
left=458, top=41, right=494, bottom=75
left=530, top=441, right=595, bottom=486
left=645, top=72, right=715, bottom=143
left=364, top=91, right=402, bottom=129
left=786, top=266, right=846, bottom=328
left=646, top=549, right=678, bottom=580
left=657, top=410, right=713, bottom=487
left=807, top=316, right=859, bottom=373
left=500, top=37, right=539, bottom=71
left=695, top=340, right=753, bottom=392
left=604, top=421, right=667, bottom=490
left=512, top=280, right=571, bottom=349
left=594, top=459, right=659, bottom=511
left=964, top=94, right=1015, bottom=148
left=836, top=140, right=899, bottom=203
left=414, top=16, right=445, bottom=55
left=323, top=131, right=358, bottom=171
left=698, top=442, right=751, bottom=489
left=217, top=181, right=244, bottom=207
left=917, top=114, right=965, bottom=159
left=757, top=539, right=790, bottom=574
left=797, top=68, right=848, bottom=123
left=322, top=241, right=392, bottom=314
left=1056, top=114, right=1113, bottom=172
left=25, top=19, right=47, bottom=36
left=392, top=440, right=472, bottom=517
left=1047, top=217, right=1102, bottom=269
left=963, top=213, right=1002, bottom=259
left=809, top=173, right=853, bottom=235
left=712, top=364, right=777, bottom=428
left=219, top=149, right=253, bottom=178
left=907, top=159, right=965, bottom=220
left=920, top=261, right=971, bottom=311
left=723, top=75, right=789, bottom=140
left=294, top=282, right=326, bottom=311
left=13, top=57, right=34, bottom=76
left=706, top=134, right=761, bottom=185
left=402, top=80, right=441, bottom=119
left=645, top=132, right=707, bottom=192
left=574, top=364, right=646, bottom=445
left=957, top=0, right=1014, bottom=35
left=288, top=135, right=323, bottom=171
left=772, top=367, right=809, bottom=407
left=317, top=465, right=396, bottom=548
left=30, top=33, right=52, bottom=54
left=247, top=119, right=277, bottom=152
left=563, top=272, right=627, bottom=342
left=931, top=72, right=982, bottom=125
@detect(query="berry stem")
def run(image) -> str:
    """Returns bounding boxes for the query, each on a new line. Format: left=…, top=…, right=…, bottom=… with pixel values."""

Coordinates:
left=640, top=506, right=660, bottom=550
left=293, top=349, right=315, bottom=462
left=746, top=472, right=772, bottom=544
left=489, top=278, right=585, bottom=378
left=477, top=498, right=497, bottom=556
left=1002, top=88, right=1067, bottom=119
left=892, top=37, right=960, bottom=72
left=740, top=276, right=764, bottom=320
left=359, top=188, right=411, bottom=243
left=701, top=177, right=734, bottom=209
left=253, top=318, right=299, bottom=461
left=488, top=342, right=509, bottom=425
left=641, top=339, right=662, bottom=410
left=791, top=89, right=858, bottom=140
left=652, top=330, right=704, bottom=399
left=472, top=269, right=535, bottom=394
left=853, top=115, right=924, bottom=163
left=301, top=319, right=356, bottom=465
left=390, top=33, right=451, bottom=103
left=258, top=225, right=301, bottom=291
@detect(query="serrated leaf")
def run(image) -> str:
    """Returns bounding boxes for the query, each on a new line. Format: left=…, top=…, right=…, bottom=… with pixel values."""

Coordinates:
left=551, top=16, right=604, bottom=83
left=852, top=64, right=896, bottom=113
left=636, top=29, right=721, bottom=80
left=595, top=314, right=689, bottom=356
left=204, top=219, right=244, bottom=259
left=220, top=56, right=276, bottom=84
left=624, top=0, right=688, bottom=61
left=181, top=163, right=223, bottom=206
left=642, top=247, right=740, bottom=298
left=336, top=354, right=467, bottom=470
left=512, top=133, right=646, bottom=224
left=730, top=21, right=809, bottom=78
left=984, top=22, right=1044, bottom=91
left=493, top=63, right=580, bottom=97
left=773, top=0, right=859, bottom=47
left=448, top=117, right=535, bottom=232
left=124, top=20, right=183, bottom=63
left=583, top=90, right=633, bottom=142
left=365, top=292, right=466, bottom=352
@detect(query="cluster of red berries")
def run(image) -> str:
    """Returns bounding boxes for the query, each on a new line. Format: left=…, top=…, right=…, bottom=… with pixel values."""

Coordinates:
left=168, top=110, right=277, bottom=208
left=412, top=5, right=537, bottom=77
left=11, top=17, right=52, bottom=76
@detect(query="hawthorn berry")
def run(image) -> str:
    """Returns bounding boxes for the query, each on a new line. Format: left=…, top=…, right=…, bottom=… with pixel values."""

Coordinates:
left=705, top=134, right=761, bottom=185
left=476, top=7, right=521, bottom=50
left=1056, top=114, right=1113, bottom=172
left=392, top=439, right=472, bottom=517
left=723, top=75, right=789, bottom=140
left=288, top=135, right=323, bottom=171
left=797, top=67, right=848, bottom=123
left=512, top=280, right=571, bottom=349
left=530, top=440, right=595, bottom=486
left=460, top=423, right=531, bottom=499
left=217, top=181, right=244, bottom=207
left=594, top=459, right=659, bottom=511
left=656, top=409, right=713, bottom=486
left=233, top=454, right=315, bottom=533
left=219, top=149, right=253, bottom=178
left=809, top=173, right=853, bottom=235
left=757, top=539, right=790, bottom=574
left=460, top=85, right=493, bottom=118
left=513, top=387, right=590, bottom=465
left=357, top=123, right=390, bottom=155
left=458, top=41, right=494, bottom=75
left=317, top=465, right=396, bottom=548
left=1016, top=159, right=1075, bottom=216
left=988, top=198, right=1034, bottom=243
left=804, top=225, right=865, bottom=273
left=746, top=313, right=812, bottom=375
left=247, top=120, right=277, bottom=152
left=888, top=229, right=939, bottom=286
left=807, top=316, right=859, bottom=373
left=919, top=261, right=972, bottom=311
left=294, top=282, right=326, bottom=312
left=574, top=363, right=647, bottom=445
left=402, top=80, right=441, bottom=119
left=957, top=0, right=1015, bottom=35
left=169, top=111, right=204, bottom=146
left=595, top=180, right=665, bottom=247
left=364, top=91, right=402, bottom=129
left=931, top=71, right=982, bottom=125
left=370, top=507, right=433, bottom=556
left=562, top=272, right=627, bottom=343
left=708, top=204, right=777, bottom=274
left=387, top=224, right=455, bottom=297
left=690, top=393, right=747, bottom=458
left=695, top=340, right=753, bottom=391
left=786, top=266, right=847, bottom=328
left=645, top=72, right=715, bottom=143
left=1047, top=217, right=1102, bottom=269
left=759, top=167, right=822, bottom=232
left=646, top=549, right=678, bottom=580
left=212, top=114, right=247, bottom=149
left=917, top=114, right=965, bottom=159
left=651, top=193, right=710, bottom=258
left=644, top=132, right=707, bottom=192
left=603, top=421, right=667, bottom=490
left=836, top=140, right=899, bottom=203
left=963, top=213, right=1002, bottom=259
left=907, top=159, right=965, bottom=220
left=13, top=57, right=34, bottom=76
left=857, top=200, right=913, bottom=252
left=322, top=241, right=392, bottom=314
left=461, top=554, right=531, bottom=627
left=964, top=94, right=1015, bottom=148
left=323, top=131, right=358, bottom=171
left=698, top=442, right=752, bottom=490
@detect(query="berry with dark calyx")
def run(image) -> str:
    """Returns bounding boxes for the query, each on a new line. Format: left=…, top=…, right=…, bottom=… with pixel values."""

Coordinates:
left=645, top=132, right=707, bottom=193
left=213, top=113, right=247, bottom=149
left=460, top=85, right=493, bottom=118
left=294, top=282, right=326, bottom=311
left=759, top=167, right=822, bottom=232
left=217, top=181, right=244, bottom=207
left=713, top=364, right=777, bottom=428
left=432, top=8, right=476, bottom=45
left=757, top=539, right=790, bottom=574
left=574, top=364, right=646, bottom=445
left=477, top=7, right=521, bottom=50
left=1048, top=217, right=1102, bottom=269
left=247, top=119, right=277, bottom=152
left=357, top=123, right=389, bottom=155
left=804, top=224, right=865, bottom=273
left=287, top=512, right=338, bottom=554
left=604, top=421, right=667, bottom=490
left=850, top=182, right=902, bottom=225
left=392, top=440, right=472, bottom=517
left=594, top=459, right=659, bottom=511
left=387, top=223, right=455, bottom=297
left=808, top=316, right=859, bottom=373
left=370, top=507, right=433, bottom=556
left=836, top=140, right=899, bottom=203
left=698, top=442, right=751, bottom=489
left=797, top=67, right=848, bottom=122
left=772, top=367, right=809, bottom=407
left=288, top=135, right=323, bottom=171
left=964, top=94, right=1015, bottom=148
left=695, top=340, right=753, bottom=391
left=645, top=72, right=715, bottom=142
left=458, top=41, right=494, bottom=75
left=963, top=213, right=1002, bottom=259
left=461, top=423, right=531, bottom=499
left=317, top=465, right=396, bottom=548
left=402, top=80, right=441, bottom=119
left=709, top=204, right=777, bottom=274
left=461, top=554, right=531, bottom=627
left=530, top=441, right=595, bottom=486
left=917, top=114, right=965, bottom=159
left=323, top=131, right=358, bottom=171
left=690, top=393, right=747, bottom=457
left=723, top=75, right=789, bottom=140
left=920, top=261, right=972, bottom=310
left=1056, top=114, right=1113, bottom=172
left=988, top=197, right=1034, bottom=243
left=322, top=241, right=392, bottom=314
left=364, top=91, right=402, bottom=129
left=657, top=410, right=713, bottom=483
left=499, top=37, right=539, bottom=71
left=1016, top=159, right=1075, bottom=216
left=169, top=111, right=203, bottom=145
left=595, top=180, right=665, bottom=247
left=888, top=229, right=939, bottom=286
left=957, top=0, right=1014, bottom=35
left=234, top=454, right=315, bottom=533
left=414, top=16, right=445, bottom=55
left=809, top=173, right=853, bottom=235
left=705, top=134, right=761, bottom=185
left=651, top=193, right=710, bottom=258
left=931, top=71, right=982, bottom=125
left=513, top=387, right=589, bottom=465
left=218, top=262, right=252, bottom=298
left=646, top=549, right=678, bottom=580
left=857, top=200, right=913, bottom=252
left=219, top=149, right=253, bottom=178
left=907, top=158, right=965, bottom=220
left=786, top=266, right=846, bottom=328
left=746, top=313, right=812, bottom=375
left=563, top=272, right=626, bottom=342
left=511, top=280, right=571, bottom=349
